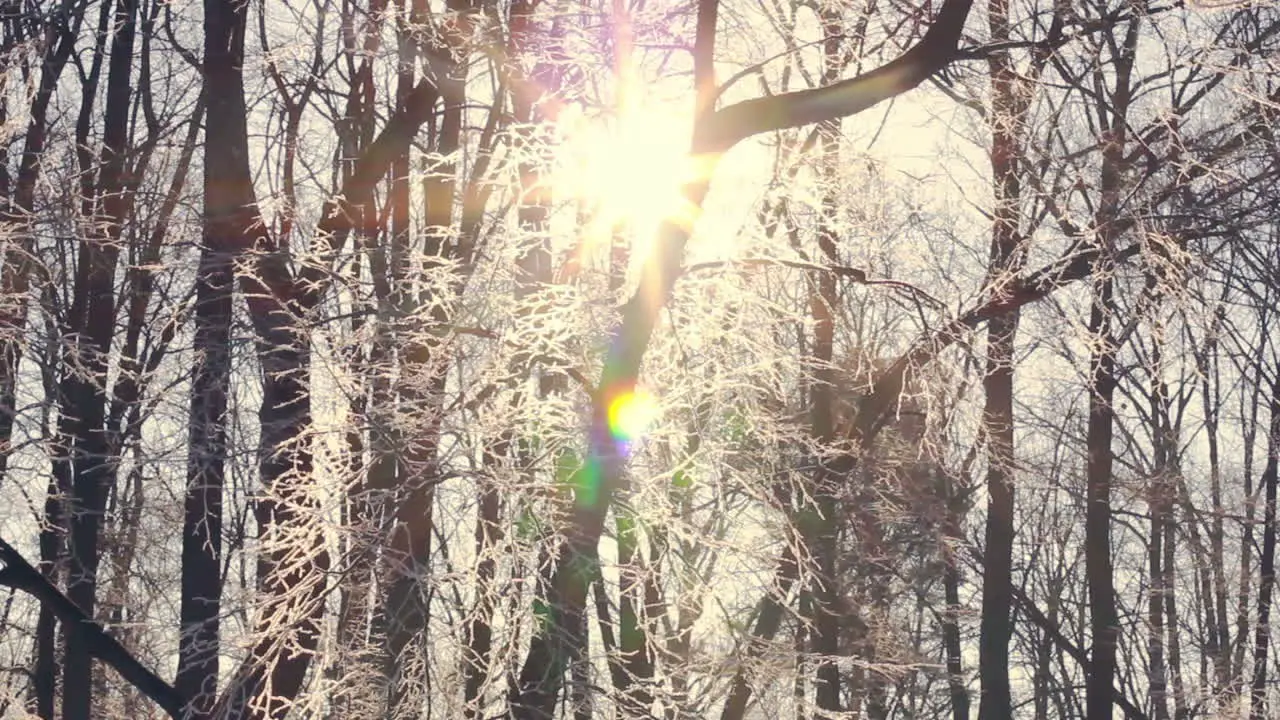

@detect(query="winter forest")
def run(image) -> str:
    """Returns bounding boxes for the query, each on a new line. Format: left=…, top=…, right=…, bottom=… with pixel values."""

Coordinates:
left=2, top=0, right=1280, bottom=718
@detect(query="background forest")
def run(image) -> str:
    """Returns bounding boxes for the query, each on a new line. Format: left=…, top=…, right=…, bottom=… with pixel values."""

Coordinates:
left=0, top=0, right=1278, bottom=719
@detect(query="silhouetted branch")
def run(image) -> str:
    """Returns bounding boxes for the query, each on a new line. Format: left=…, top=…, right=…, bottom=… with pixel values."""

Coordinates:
left=0, top=536, right=188, bottom=719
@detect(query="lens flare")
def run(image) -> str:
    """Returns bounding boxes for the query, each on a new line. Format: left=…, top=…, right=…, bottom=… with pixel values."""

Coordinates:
left=607, top=389, right=658, bottom=442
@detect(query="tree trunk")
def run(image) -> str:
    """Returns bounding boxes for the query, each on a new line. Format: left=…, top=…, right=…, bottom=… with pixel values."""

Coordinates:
left=204, top=2, right=325, bottom=717
left=977, top=0, right=1037, bottom=714
left=809, top=3, right=846, bottom=713
left=1084, top=13, right=1139, bottom=719
left=377, top=2, right=463, bottom=710
left=1249, top=374, right=1280, bottom=720
left=1147, top=341, right=1172, bottom=720
left=1083, top=251, right=1120, bottom=720
left=2, top=13, right=83, bottom=715
left=942, top=467, right=970, bottom=720
left=175, top=240, right=233, bottom=711
left=1163, top=505, right=1186, bottom=720
left=463, top=439, right=504, bottom=717
left=61, top=3, right=138, bottom=716
left=1148, top=477, right=1171, bottom=720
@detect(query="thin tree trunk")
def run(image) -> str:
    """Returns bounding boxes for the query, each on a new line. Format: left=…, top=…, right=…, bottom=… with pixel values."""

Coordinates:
left=1163, top=508, right=1186, bottom=720
left=34, top=475, right=63, bottom=720
left=809, top=3, right=846, bottom=712
left=3, top=13, right=83, bottom=715
left=1189, top=303, right=1232, bottom=695
left=1148, top=478, right=1171, bottom=720
left=942, top=467, right=970, bottom=720
left=101, top=466, right=145, bottom=716
left=796, top=593, right=809, bottom=720
left=463, top=440, right=504, bottom=717
left=571, top=605, right=593, bottom=720
left=1233, top=346, right=1263, bottom=696
left=720, top=545, right=800, bottom=720
left=1147, top=340, right=1172, bottom=720
left=1083, top=233, right=1121, bottom=720
left=978, top=311, right=1018, bottom=720
left=977, top=0, right=1043, bottom=715
left=61, top=3, right=138, bottom=717
left=1084, top=12, right=1139, bottom=719
left=1249, top=374, right=1280, bottom=720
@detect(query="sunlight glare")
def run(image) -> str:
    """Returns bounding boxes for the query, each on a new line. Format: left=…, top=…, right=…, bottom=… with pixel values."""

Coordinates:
left=607, top=389, right=659, bottom=443
left=555, top=98, right=701, bottom=249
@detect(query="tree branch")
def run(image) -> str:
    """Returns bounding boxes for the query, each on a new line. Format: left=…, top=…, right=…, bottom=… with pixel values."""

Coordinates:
left=854, top=242, right=1142, bottom=443
left=0, top=536, right=188, bottom=719
left=694, top=0, right=974, bottom=153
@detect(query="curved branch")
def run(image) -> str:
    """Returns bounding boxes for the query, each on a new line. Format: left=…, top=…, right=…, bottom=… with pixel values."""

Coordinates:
left=694, top=0, right=974, bottom=153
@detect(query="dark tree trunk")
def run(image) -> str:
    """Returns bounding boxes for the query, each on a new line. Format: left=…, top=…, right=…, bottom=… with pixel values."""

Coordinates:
left=34, top=475, right=62, bottom=720
left=175, top=241, right=234, bottom=711
left=1163, top=504, right=1186, bottom=720
left=1083, top=258, right=1120, bottom=720
left=377, top=2, right=465, bottom=711
left=809, top=3, right=846, bottom=713
left=463, top=440, right=504, bottom=717
left=1084, top=14, right=1138, bottom=719
left=1146, top=337, right=1173, bottom=720
left=203, top=2, right=324, bottom=717
left=1204, top=328, right=1232, bottom=694
left=1249, top=374, right=1280, bottom=720
left=977, top=0, right=1036, bottom=714
left=942, top=468, right=970, bottom=720
left=978, top=310, right=1017, bottom=720
left=2, top=13, right=82, bottom=715
left=1233, top=351, right=1262, bottom=697
left=61, top=3, right=138, bottom=717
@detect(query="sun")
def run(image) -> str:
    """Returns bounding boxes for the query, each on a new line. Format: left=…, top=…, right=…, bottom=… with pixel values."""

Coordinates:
left=553, top=96, right=701, bottom=250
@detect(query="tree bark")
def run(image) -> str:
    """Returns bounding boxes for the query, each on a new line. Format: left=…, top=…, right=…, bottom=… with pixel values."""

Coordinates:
left=175, top=221, right=234, bottom=712
left=61, top=3, right=138, bottom=716
left=1146, top=376, right=1171, bottom=720
left=377, top=3, right=465, bottom=710
left=1084, top=12, right=1140, bottom=718
left=1249, top=374, right=1280, bottom=720
left=977, top=0, right=1052, bottom=712
left=809, top=3, right=847, bottom=713
left=942, top=468, right=970, bottom=720
left=202, top=2, right=323, bottom=717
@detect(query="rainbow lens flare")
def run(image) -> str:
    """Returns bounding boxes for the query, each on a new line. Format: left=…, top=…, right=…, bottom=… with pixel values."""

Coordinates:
left=606, top=389, right=658, bottom=442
